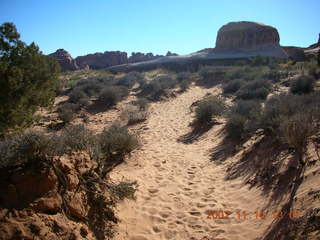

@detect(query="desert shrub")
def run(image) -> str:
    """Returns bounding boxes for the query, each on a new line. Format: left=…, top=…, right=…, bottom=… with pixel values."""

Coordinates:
left=78, top=81, right=104, bottom=97
left=261, top=93, right=320, bottom=135
left=78, top=96, right=91, bottom=108
left=224, top=68, right=247, bottom=82
left=250, top=55, right=277, bottom=67
left=97, top=86, right=129, bottom=107
left=139, top=81, right=161, bottom=97
left=176, top=72, right=191, bottom=82
left=57, top=103, right=79, bottom=123
left=279, top=113, right=316, bottom=158
left=69, top=89, right=88, bottom=103
left=117, top=71, right=144, bottom=88
left=0, top=23, right=60, bottom=136
left=198, top=66, right=225, bottom=86
left=225, top=100, right=262, bottom=140
left=97, top=124, right=138, bottom=160
left=260, top=93, right=296, bottom=134
left=179, top=79, right=190, bottom=92
left=139, top=76, right=175, bottom=100
left=154, top=75, right=177, bottom=89
left=222, top=79, right=245, bottom=94
left=131, top=98, right=149, bottom=111
left=194, top=96, right=226, bottom=125
left=236, top=79, right=271, bottom=100
left=263, top=69, right=287, bottom=82
left=0, top=131, right=53, bottom=169
left=60, top=124, right=95, bottom=153
left=108, top=181, right=137, bottom=201
left=121, top=105, right=148, bottom=125
left=290, top=75, right=315, bottom=95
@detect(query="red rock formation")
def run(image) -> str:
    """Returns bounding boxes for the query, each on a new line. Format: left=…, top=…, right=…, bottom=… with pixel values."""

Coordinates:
left=49, top=49, right=79, bottom=71
left=215, top=21, right=281, bottom=50
left=282, top=46, right=305, bottom=61
left=75, top=51, right=128, bottom=69
left=128, top=52, right=163, bottom=63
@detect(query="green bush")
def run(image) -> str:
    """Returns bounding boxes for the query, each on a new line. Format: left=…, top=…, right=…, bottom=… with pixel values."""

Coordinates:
left=121, top=105, right=148, bottom=125
left=0, top=131, right=53, bottom=169
left=97, top=86, right=129, bottom=107
left=279, top=113, right=315, bottom=157
left=176, top=72, right=191, bottom=82
left=60, top=124, right=95, bottom=153
left=236, top=79, right=271, bottom=100
left=222, top=79, right=245, bottom=94
left=131, top=98, right=149, bottom=111
left=179, top=79, right=190, bottom=92
left=290, top=75, right=315, bottom=95
left=97, top=124, right=138, bottom=160
left=198, top=66, right=225, bottom=85
left=69, top=89, right=88, bottom=103
left=108, top=181, right=137, bottom=201
left=154, top=75, right=177, bottom=89
left=224, top=67, right=247, bottom=81
left=261, top=93, right=320, bottom=135
left=225, top=100, right=262, bottom=140
left=117, top=71, right=144, bottom=88
left=57, top=103, right=79, bottom=123
left=194, top=96, right=225, bottom=125
left=139, top=76, right=176, bottom=100
left=0, top=23, right=60, bottom=135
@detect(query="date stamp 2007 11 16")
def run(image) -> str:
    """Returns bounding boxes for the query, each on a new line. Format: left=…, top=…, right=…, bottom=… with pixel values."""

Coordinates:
left=206, top=209, right=301, bottom=220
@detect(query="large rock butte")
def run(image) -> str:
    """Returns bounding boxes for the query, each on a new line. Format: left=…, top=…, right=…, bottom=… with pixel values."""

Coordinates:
left=215, top=21, right=281, bottom=50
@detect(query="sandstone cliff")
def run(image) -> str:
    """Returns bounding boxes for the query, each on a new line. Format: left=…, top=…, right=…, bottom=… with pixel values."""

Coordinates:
left=215, top=21, right=280, bottom=50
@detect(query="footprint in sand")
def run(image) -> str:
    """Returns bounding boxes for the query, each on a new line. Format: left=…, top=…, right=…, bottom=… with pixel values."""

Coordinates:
left=148, top=188, right=159, bottom=194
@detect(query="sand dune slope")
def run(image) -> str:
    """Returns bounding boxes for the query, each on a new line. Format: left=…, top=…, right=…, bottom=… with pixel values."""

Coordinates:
left=110, top=86, right=272, bottom=240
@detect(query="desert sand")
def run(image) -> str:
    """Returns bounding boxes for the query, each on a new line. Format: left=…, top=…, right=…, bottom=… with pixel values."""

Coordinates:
left=110, top=85, right=274, bottom=240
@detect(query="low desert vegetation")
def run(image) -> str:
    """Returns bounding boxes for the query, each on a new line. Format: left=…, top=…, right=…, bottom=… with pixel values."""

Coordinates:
left=197, top=66, right=225, bottom=87
left=235, top=78, right=271, bottom=100
left=57, top=103, right=79, bottom=123
left=121, top=105, right=148, bottom=125
left=193, top=96, right=226, bottom=125
left=139, top=74, right=178, bottom=100
left=225, top=91, right=320, bottom=164
left=290, top=75, right=315, bottom=94
left=96, top=86, right=129, bottom=108
left=225, top=100, right=262, bottom=140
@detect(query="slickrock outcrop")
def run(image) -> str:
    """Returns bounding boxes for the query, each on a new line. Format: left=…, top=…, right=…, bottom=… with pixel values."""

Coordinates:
left=49, top=49, right=79, bottom=71
left=215, top=21, right=281, bottom=50
left=283, top=46, right=305, bottom=61
left=75, top=51, right=128, bottom=69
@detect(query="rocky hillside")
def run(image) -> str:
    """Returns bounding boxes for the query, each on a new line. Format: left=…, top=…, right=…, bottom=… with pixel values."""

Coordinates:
left=49, top=50, right=179, bottom=71
left=50, top=22, right=319, bottom=72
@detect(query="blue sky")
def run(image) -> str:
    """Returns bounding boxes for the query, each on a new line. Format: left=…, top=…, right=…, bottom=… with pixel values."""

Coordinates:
left=1, top=0, right=319, bottom=57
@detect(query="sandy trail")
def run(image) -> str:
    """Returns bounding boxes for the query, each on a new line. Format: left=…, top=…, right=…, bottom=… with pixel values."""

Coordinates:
left=110, top=86, right=272, bottom=240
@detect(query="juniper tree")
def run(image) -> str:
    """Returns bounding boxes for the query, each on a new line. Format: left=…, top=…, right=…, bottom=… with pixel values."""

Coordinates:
left=0, top=22, right=60, bottom=136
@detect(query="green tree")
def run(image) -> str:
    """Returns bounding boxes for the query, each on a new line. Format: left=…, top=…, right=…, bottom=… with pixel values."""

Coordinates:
left=0, top=22, right=60, bottom=136
left=317, top=49, right=320, bottom=66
